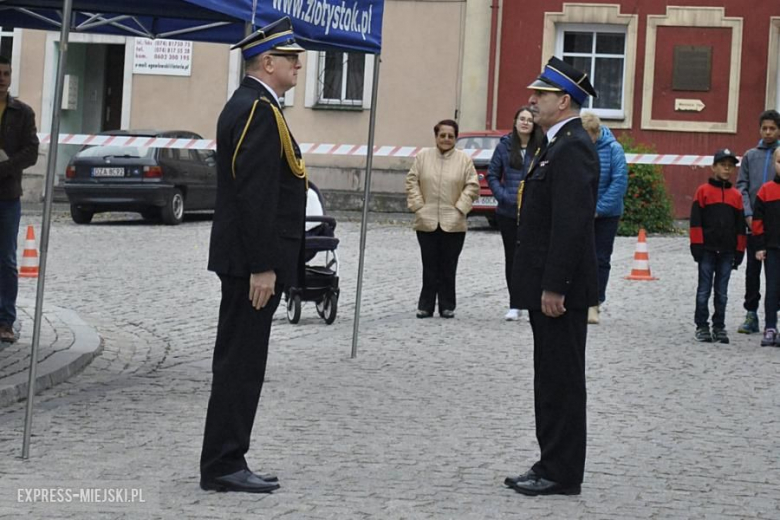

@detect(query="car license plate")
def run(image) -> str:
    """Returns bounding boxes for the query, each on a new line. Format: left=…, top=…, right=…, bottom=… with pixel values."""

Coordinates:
left=475, top=196, right=497, bottom=207
left=92, top=167, right=125, bottom=177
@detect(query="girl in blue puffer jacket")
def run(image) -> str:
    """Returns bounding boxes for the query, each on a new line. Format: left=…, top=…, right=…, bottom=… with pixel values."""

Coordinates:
left=581, top=113, right=628, bottom=324
left=487, top=106, right=543, bottom=321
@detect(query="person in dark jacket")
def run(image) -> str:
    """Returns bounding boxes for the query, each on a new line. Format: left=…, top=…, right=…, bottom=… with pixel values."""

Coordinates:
left=200, top=18, right=306, bottom=494
left=487, top=106, right=543, bottom=321
left=751, top=147, right=780, bottom=347
left=689, top=149, right=746, bottom=344
left=504, top=57, right=598, bottom=497
left=581, top=112, right=628, bottom=324
left=735, top=110, right=780, bottom=334
left=0, top=56, right=39, bottom=344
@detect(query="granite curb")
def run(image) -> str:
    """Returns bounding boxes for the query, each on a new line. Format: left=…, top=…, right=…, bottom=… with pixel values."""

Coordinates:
left=0, top=303, right=102, bottom=408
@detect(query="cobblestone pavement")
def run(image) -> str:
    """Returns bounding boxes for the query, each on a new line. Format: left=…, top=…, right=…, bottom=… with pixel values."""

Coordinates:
left=0, top=210, right=778, bottom=519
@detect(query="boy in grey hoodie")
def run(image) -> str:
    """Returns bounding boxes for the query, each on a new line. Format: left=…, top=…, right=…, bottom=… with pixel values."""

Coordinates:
left=736, top=109, right=780, bottom=333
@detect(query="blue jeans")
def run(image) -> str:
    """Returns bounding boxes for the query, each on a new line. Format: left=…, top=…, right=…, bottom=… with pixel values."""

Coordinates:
left=694, top=250, right=733, bottom=329
left=594, top=216, right=620, bottom=304
left=0, top=199, right=21, bottom=327
left=764, top=249, right=780, bottom=330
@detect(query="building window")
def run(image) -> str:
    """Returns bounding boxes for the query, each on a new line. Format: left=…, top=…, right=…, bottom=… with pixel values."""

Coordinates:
left=0, top=27, right=14, bottom=59
left=305, top=51, right=374, bottom=109
left=556, top=24, right=626, bottom=118
left=317, top=51, right=365, bottom=106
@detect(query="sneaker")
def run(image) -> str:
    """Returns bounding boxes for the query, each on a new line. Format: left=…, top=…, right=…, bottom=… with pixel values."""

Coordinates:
left=761, top=328, right=777, bottom=347
left=0, top=324, right=15, bottom=343
left=712, top=328, right=730, bottom=344
left=505, top=309, right=520, bottom=321
left=694, top=326, right=712, bottom=342
left=440, top=310, right=455, bottom=319
left=587, top=306, right=600, bottom=325
left=737, top=311, right=759, bottom=334
left=416, top=310, right=432, bottom=319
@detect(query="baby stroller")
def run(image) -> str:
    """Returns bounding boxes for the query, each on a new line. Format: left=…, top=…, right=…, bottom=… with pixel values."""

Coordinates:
left=285, top=182, right=340, bottom=324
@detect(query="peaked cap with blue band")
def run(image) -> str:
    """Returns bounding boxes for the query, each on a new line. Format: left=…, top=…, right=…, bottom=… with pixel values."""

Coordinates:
left=528, top=57, right=598, bottom=105
left=231, top=17, right=304, bottom=60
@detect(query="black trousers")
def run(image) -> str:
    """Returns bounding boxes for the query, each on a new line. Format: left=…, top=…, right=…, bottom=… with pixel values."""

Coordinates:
left=416, top=227, right=466, bottom=314
left=744, top=236, right=762, bottom=312
left=496, top=213, right=519, bottom=308
left=528, top=308, right=587, bottom=485
left=200, top=275, right=282, bottom=479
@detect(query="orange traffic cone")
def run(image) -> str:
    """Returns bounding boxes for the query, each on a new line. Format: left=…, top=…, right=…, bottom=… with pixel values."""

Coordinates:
left=19, top=225, right=39, bottom=278
left=625, top=228, right=657, bottom=281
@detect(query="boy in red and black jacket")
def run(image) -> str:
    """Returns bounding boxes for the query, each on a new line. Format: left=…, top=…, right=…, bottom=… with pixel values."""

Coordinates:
left=690, top=149, right=746, bottom=344
left=751, top=146, right=780, bottom=347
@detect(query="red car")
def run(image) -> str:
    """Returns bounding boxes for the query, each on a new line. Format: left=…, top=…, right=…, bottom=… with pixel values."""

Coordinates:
left=456, top=130, right=506, bottom=228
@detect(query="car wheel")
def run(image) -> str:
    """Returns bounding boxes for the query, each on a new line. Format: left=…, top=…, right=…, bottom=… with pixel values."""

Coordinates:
left=286, top=294, right=301, bottom=324
left=161, top=189, right=184, bottom=225
left=70, top=204, right=93, bottom=224
left=486, top=216, right=499, bottom=229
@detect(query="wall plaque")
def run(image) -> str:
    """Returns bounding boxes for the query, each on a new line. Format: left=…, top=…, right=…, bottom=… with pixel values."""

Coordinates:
left=672, top=45, right=711, bottom=91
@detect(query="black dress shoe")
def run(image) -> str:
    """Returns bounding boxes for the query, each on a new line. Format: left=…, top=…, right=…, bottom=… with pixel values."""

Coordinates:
left=200, top=469, right=280, bottom=493
left=504, top=469, right=538, bottom=487
left=440, top=309, right=455, bottom=318
left=511, top=475, right=581, bottom=496
left=416, top=310, right=432, bottom=319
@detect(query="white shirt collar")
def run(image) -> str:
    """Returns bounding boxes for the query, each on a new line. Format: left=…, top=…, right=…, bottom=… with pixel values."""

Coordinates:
left=546, top=116, right=579, bottom=142
left=247, top=75, right=281, bottom=107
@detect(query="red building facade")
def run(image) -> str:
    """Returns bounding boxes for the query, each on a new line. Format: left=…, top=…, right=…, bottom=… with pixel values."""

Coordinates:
left=490, top=1, right=780, bottom=217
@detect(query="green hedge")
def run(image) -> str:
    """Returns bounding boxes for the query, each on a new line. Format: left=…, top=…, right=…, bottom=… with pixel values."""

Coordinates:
left=617, top=136, right=675, bottom=236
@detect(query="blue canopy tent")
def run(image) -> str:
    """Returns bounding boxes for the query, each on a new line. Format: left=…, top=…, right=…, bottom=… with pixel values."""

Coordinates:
left=0, top=0, right=383, bottom=458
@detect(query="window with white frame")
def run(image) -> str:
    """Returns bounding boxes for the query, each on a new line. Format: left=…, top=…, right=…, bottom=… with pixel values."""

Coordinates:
left=0, top=26, right=14, bottom=59
left=556, top=24, right=626, bottom=118
left=317, top=51, right=365, bottom=106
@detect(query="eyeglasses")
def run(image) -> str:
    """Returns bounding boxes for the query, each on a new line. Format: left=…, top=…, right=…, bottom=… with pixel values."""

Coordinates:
left=271, top=53, right=300, bottom=63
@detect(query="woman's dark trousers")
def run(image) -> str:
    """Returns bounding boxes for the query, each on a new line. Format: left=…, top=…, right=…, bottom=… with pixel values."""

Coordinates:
left=496, top=213, right=519, bottom=309
left=416, top=226, right=466, bottom=314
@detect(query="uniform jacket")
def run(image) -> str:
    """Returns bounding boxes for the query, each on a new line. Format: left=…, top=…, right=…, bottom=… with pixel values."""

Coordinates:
left=208, top=77, right=307, bottom=286
left=0, top=95, right=39, bottom=200
left=736, top=139, right=779, bottom=217
left=594, top=126, right=628, bottom=218
left=511, top=118, right=599, bottom=310
left=689, top=178, right=746, bottom=265
left=486, top=134, right=528, bottom=218
left=751, top=175, right=780, bottom=251
left=405, top=147, right=479, bottom=233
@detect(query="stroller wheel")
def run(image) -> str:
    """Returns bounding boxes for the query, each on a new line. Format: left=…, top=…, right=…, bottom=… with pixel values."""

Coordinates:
left=287, top=294, right=302, bottom=324
left=322, top=293, right=338, bottom=325
left=316, top=298, right=327, bottom=319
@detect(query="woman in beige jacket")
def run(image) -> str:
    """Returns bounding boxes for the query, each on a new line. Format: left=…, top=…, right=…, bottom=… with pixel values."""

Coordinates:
left=405, top=119, right=479, bottom=319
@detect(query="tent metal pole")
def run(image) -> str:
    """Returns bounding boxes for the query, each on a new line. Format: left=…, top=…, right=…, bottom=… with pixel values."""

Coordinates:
left=22, top=0, right=73, bottom=459
left=351, top=54, right=381, bottom=359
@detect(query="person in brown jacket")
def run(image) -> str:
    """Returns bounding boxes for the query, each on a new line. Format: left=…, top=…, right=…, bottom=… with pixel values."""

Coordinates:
left=0, top=55, right=39, bottom=344
left=405, top=119, right=479, bottom=319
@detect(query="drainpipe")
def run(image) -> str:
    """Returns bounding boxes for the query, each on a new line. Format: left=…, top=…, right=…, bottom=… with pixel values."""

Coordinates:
left=486, top=0, right=502, bottom=130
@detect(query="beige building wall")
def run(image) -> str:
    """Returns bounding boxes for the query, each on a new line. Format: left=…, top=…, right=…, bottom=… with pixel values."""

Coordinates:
left=129, top=42, right=229, bottom=139
left=458, top=0, right=492, bottom=132
left=286, top=0, right=464, bottom=150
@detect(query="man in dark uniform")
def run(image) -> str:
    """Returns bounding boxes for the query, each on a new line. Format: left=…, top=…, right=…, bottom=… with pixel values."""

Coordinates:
left=504, top=57, right=599, bottom=496
left=200, top=17, right=307, bottom=494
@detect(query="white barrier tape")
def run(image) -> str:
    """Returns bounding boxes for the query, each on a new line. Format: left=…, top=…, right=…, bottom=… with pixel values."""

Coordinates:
left=35, top=133, right=722, bottom=165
